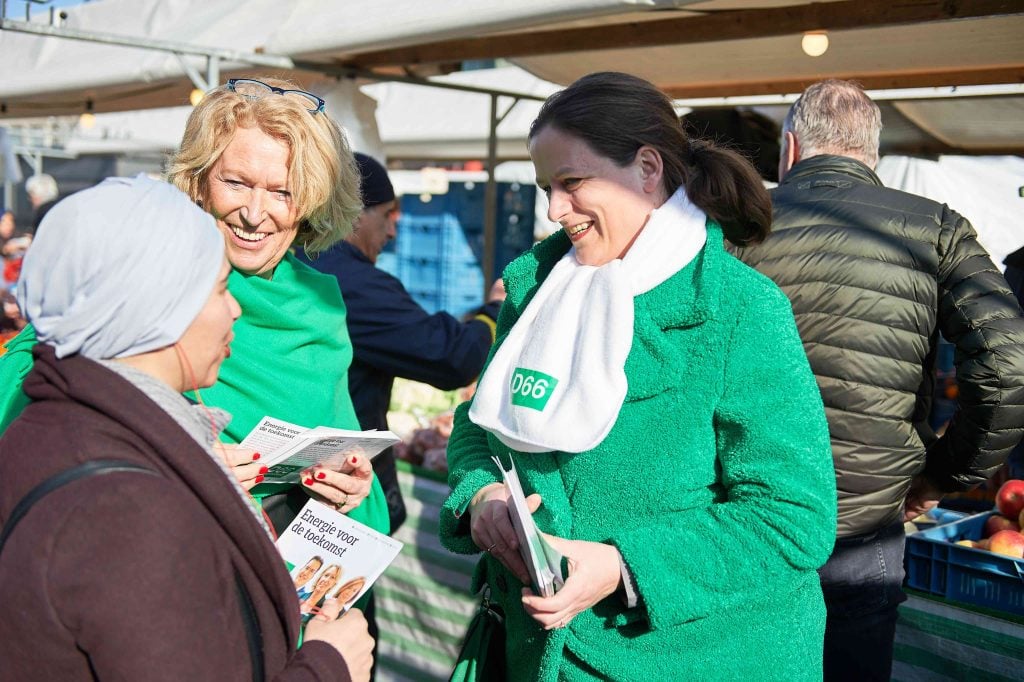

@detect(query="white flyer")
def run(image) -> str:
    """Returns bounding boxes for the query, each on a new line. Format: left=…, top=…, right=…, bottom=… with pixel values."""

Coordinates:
left=239, top=416, right=400, bottom=485
left=491, top=454, right=565, bottom=597
left=277, top=499, right=403, bottom=622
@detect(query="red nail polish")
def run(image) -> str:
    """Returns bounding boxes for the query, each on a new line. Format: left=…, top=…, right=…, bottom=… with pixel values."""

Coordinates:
left=304, top=478, right=314, bottom=486
left=316, top=472, right=326, bottom=480
left=350, top=456, right=358, bottom=464
left=259, top=466, right=269, bottom=474
left=255, top=475, right=265, bottom=484
left=252, top=452, right=261, bottom=461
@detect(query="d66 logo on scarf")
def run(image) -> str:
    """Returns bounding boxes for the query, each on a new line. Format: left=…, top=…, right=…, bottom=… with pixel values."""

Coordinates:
left=510, top=367, right=559, bottom=411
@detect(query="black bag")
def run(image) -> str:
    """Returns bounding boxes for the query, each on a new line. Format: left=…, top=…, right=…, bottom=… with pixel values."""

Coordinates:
left=449, top=586, right=506, bottom=682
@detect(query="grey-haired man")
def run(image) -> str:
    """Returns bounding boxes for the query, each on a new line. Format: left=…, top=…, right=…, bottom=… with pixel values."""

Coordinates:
left=736, top=79, right=1024, bottom=681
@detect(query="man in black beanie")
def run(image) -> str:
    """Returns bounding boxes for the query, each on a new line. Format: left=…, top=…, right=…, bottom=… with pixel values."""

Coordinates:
left=297, top=153, right=503, bottom=534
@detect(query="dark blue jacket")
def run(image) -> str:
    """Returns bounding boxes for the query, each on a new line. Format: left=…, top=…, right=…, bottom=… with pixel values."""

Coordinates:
left=297, top=241, right=497, bottom=531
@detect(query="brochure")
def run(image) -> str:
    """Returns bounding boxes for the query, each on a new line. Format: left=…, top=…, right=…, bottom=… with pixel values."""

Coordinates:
left=277, top=499, right=404, bottom=622
left=491, top=454, right=565, bottom=598
left=239, top=416, right=400, bottom=485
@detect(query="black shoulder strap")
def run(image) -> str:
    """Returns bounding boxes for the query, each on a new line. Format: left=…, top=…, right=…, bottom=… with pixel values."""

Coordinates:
left=235, top=567, right=265, bottom=682
left=0, top=460, right=156, bottom=554
left=0, top=459, right=264, bottom=682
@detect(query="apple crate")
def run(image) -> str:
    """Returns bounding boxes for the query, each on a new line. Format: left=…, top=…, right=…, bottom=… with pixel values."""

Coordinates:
left=905, top=511, right=1024, bottom=615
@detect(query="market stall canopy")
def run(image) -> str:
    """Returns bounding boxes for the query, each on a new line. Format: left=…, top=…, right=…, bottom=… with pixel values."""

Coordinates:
left=1, top=0, right=1022, bottom=154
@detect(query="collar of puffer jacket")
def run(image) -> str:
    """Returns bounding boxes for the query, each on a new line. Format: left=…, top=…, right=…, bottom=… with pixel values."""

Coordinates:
left=782, top=154, right=883, bottom=188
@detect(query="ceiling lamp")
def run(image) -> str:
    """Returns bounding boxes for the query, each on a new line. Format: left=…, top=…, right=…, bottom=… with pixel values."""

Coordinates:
left=801, top=31, right=829, bottom=57
left=79, top=99, right=96, bottom=129
left=189, top=88, right=205, bottom=106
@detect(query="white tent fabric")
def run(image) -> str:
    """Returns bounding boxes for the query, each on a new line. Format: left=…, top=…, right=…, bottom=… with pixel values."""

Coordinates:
left=309, top=78, right=385, bottom=160
left=363, top=67, right=560, bottom=161
left=0, top=0, right=674, bottom=114
left=876, top=155, right=1024, bottom=270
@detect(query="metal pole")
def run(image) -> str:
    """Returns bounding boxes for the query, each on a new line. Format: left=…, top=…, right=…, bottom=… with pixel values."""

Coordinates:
left=482, top=93, right=499, bottom=294
left=0, top=15, right=295, bottom=69
left=207, top=55, right=220, bottom=90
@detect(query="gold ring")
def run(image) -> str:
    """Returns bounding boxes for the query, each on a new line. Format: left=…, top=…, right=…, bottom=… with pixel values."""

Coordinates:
left=335, top=493, right=349, bottom=511
left=485, top=542, right=497, bottom=553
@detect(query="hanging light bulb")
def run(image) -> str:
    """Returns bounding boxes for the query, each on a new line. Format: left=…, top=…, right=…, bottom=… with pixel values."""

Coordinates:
left=801, top=31, right=829, bottom=57
left=79, top=99, right=96, bottom=129
left=189, top=88, right=205, bottom=106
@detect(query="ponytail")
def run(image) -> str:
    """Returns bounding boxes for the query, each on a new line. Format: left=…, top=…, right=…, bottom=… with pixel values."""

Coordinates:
left=684, top=139, right=771, bottom=246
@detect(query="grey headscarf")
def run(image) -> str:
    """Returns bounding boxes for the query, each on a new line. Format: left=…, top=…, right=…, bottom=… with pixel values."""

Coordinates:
left=17, top=174, right=225, bottom=360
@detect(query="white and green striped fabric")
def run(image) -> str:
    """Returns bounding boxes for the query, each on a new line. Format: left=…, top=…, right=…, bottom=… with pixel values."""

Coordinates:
left=893, top=594, right=1024, bottom=681
left=376, top=463, right=477, bottom=681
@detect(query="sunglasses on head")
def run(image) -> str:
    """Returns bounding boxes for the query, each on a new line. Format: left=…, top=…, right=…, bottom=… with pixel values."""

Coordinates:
left=226, top=78, right=326, bottom=115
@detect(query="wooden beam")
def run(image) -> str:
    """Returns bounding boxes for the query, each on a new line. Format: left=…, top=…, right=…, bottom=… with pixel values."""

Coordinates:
left=661, top=66, right=1024, bottom=99
left=344, top=0, right=1024, bottom=68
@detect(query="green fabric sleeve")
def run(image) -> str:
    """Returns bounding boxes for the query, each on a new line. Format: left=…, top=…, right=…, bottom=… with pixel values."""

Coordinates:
left=438, top=291, right=525, bottom=556
left=611, top=285, right=837, bottom=630
left=438, top=401, right=503, bottom=555
left=0, top=325, right=38, bottom=434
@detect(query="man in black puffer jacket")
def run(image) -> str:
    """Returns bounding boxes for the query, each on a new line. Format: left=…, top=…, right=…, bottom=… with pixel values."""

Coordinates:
left=736, top=79, right=1024, bottom=682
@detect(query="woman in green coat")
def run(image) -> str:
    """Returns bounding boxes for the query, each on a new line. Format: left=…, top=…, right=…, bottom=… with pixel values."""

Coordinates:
left=440, top=72, right=837, bottom=681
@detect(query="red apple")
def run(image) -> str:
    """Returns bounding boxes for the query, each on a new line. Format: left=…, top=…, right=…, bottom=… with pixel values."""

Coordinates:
left=996, top=479, right=1024, bottom=519
left=984, top=514, right=1020, bottom=538
left=988, top=529, right=1024, bottom=559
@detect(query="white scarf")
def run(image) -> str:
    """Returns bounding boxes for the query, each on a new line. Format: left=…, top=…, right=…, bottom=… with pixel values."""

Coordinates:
left=469, top=188, right=707, bottom=453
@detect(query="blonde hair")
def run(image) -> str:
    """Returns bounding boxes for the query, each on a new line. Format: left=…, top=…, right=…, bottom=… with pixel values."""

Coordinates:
left=167, top=76, right=361, bottom=255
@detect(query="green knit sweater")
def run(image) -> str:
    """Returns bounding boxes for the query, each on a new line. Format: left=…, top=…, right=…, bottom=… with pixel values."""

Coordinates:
left=440, top=224, right=837, bottom=681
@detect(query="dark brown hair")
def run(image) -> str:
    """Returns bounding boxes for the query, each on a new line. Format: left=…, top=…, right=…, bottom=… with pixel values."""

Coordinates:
left=528, top=72, right=770, bottom=246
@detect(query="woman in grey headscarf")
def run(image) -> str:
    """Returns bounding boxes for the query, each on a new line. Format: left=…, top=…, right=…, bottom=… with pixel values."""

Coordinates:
left=0, top=175, right=373, bottom=682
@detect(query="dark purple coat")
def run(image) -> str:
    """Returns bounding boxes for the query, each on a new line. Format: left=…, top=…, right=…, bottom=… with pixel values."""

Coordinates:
left=0, top=345, right=351, bottom=681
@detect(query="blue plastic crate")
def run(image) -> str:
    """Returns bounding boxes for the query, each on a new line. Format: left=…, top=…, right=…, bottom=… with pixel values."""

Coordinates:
left=442, top=291, right=485, bottom=318
left=397, top=257, right=445, bottom=293
left=396, top=216, right=446, bottom=260
left=446, top=259, right=485, bottom=290
left=905, top=510, right=1024, bottom=615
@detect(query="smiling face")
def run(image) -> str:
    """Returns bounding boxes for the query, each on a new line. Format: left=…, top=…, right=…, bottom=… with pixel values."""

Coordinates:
left=293, top=557, right=323, bottom=587
left=176, top=258, right=240, bottom=389
left=313, top=565, right=341, bottom=594
left=205, top=127, right=301, bottom=278
left=334, top=576, right=366, bottom=605
left=529, top=125, right=665, bottom=267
